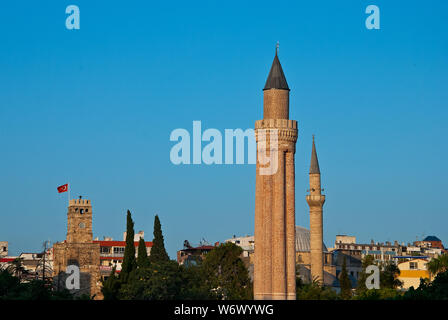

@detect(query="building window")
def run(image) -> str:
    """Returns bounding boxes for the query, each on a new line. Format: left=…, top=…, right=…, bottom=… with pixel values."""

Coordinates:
left=113, top=247, right=125, bottom=254
left=100, top=247, right=110, bottom=254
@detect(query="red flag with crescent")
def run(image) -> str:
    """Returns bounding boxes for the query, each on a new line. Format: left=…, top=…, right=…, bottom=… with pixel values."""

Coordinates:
left=57, top=184, right=68, bottom=193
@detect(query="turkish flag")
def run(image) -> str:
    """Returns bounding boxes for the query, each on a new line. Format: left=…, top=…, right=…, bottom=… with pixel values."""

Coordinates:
left=57, top=184, right=68, bottom=193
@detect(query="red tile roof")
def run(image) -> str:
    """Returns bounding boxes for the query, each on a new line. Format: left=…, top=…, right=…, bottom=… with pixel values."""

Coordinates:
left=93, top=240, right=153, bottom=247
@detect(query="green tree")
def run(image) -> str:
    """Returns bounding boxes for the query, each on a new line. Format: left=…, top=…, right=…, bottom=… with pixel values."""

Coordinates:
left=296, top=278, right=339, bottom=300
left=355, top=287, right=402, bottom=300
left=178, top=264, right=210, bottom=300
left=148, top=215, right=169, bottom=264
left=120, top=210, right=137, bottom=282
left=401, top=270, right=448, bottom=300
left=356, top=255, right=375, bottom=294
left=0, top=269, right=72, bottom=300
left=380, top=262, right=403, bottom=289
left=201, top=242, right=252, bottom=300
left=137, top=238, right=150, bottom=268
left=119, top=260, right=183, bottom=300
left=101, top=266, right=121, bottom=300
left=7, top=258, right=28, bottom=280
left=427, top=254, right=448, bottom=278
left=339, top=257, right=352, bottom=299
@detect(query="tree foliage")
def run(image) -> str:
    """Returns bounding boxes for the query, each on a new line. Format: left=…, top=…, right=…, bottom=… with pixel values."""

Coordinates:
left=354, top=288, right=402, bottom=300
left=178, top=264, right=210, bottom=300
left=148, top=215, right=170, bottom=264
left=101, top=266, right=121, bottom=300
left=103, top=210, right=136, bottom=300
left=120, top=210, right=137, bottom=282
left=0, top=269, right=72, bottom=300
left=137, top=238, right=150, bottom=268
left=339, top=257, right=352, bottom=299
left=111, top=214, right=211, bottom=300
left=380, top=262, right=403, bottom=289
left=296, top=278, right=340, bottom=300
left=119, top=260, right=183, bottom=300
left=356, top=255, right=375, bottom=293
left=106, top=213, right=253, bottom=300
left=427, top=254, right=448, bottom=277
left=201, top=242, right=252, bottom=300
left=401, top=270, right=448, bottom=300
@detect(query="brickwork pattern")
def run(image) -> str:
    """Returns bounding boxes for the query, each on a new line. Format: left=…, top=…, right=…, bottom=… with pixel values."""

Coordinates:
left=254, top=88, right=297, bottom=300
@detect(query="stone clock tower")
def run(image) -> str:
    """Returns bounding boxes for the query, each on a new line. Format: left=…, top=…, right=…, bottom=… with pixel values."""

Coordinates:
left=53, top=197, right=101, bottom=299
left=67, top=198, right=93, bottom=243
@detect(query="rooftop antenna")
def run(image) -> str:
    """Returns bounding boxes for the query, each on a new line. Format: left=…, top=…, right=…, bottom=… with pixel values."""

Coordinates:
left=199, top=237, right=210, bottom=246
left=276, top=41, right=279, bottom=55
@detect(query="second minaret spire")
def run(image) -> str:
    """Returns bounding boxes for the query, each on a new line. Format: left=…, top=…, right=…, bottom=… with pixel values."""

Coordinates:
left=306, top=136, right=326, bottom=284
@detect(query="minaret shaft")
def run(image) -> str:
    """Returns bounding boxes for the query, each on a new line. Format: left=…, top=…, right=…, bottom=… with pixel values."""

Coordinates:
left=306, top=139, right=325, bottom=284
left=263, top=89, right=289, bottom=119
left=285, top=151, right=296, bottom=300
left=254, top=52, right=297, bottom=300
left=272, top=150, right=286, bottom=299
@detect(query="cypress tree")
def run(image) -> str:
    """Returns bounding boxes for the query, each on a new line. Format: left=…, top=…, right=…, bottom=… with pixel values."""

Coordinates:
left=137, top=237, right=149, bottom=268
left=101, top=266, right=120, bottom=300
left=356, top=255, right=375, bottom=294
left=148, top=215, right=170, bottom=263
left=120, top=210, right=137, bottom=281
left=339, top=257, right=352, bottom=299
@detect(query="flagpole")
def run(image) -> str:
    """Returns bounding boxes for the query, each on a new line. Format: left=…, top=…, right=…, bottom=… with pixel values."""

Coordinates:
left=68, top=183, right=70, bottom=205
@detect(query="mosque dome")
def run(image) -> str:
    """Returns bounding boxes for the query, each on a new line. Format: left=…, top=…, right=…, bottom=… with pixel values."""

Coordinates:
left=295, top=225, right=328, bottom=252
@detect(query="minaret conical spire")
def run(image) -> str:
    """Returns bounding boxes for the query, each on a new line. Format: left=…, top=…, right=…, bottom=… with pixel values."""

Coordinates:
left=263, top=45, right=289, bottom=91
left=310, top=135, right=320, bottom=174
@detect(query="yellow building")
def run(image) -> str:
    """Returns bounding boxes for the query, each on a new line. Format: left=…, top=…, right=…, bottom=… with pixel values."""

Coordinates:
left=397, top=258, right=430, bottom=289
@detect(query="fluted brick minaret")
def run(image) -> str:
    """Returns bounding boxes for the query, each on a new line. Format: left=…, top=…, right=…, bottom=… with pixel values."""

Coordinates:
left=254, top=48, right=298, bottom=300
left=306, top=136, right=325, bottom=284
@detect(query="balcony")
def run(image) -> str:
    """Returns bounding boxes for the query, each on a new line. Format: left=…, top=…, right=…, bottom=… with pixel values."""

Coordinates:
left=100, top=253, right=124, bottom=258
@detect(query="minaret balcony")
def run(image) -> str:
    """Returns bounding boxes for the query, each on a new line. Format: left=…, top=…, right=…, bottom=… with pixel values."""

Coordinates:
left=306, top=194, right=326, bottom=206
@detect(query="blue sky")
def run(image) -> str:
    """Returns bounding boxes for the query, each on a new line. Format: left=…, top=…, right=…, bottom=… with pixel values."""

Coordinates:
left=0, top=1, right=447, bottom=258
